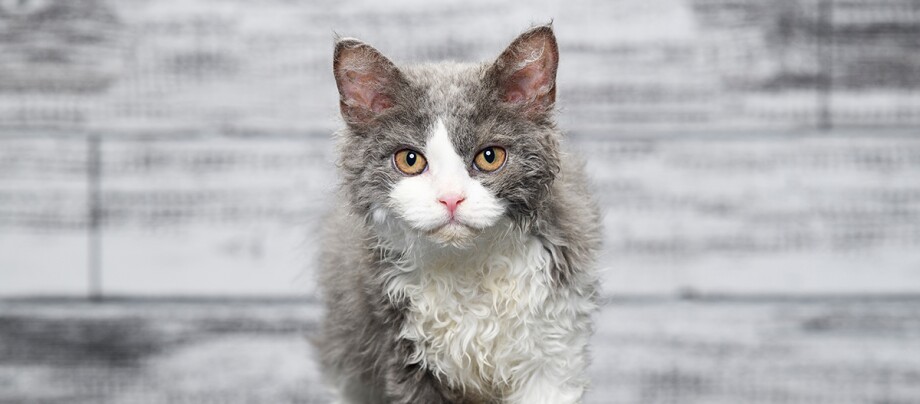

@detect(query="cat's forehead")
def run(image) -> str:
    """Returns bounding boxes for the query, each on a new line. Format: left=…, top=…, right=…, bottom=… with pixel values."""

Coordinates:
left=402, top=62, right=486, bottom=102
left=398, top=62, right=494, bottom=150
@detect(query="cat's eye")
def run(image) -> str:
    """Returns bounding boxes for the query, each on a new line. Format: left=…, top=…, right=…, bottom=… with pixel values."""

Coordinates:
left=393, top=149, right=427, bottom=175
left=473, top=146, right=506, bottom=172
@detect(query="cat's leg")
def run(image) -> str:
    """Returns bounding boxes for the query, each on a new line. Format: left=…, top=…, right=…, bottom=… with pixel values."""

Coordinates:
left=383, top=361, right=457, bottom=404
left=504, top=327, right=591, bottom=404
left=325, top=372, right=386, bottom=404
left=504, top=374, right=585, bottom=404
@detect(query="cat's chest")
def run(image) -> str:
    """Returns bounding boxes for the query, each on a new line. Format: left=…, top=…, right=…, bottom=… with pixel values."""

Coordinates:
left=388, top=236, right=554, bottom=395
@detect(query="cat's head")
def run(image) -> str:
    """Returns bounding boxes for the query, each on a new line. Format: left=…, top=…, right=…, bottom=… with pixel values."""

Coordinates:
left=333, top=25, right=562, bottom=249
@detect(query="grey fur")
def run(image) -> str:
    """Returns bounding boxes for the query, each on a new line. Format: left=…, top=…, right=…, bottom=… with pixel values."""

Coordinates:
left=317, top=25, right=601, bottom=403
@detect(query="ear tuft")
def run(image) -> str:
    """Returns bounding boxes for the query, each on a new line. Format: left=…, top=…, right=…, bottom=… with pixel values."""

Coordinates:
left=489, top=25, right=559, bottom=114
left=333, top=38, right=402, bottom=124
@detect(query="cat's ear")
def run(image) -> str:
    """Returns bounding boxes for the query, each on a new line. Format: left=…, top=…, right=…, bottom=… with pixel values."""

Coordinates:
left=488, top=25, right=559, bottom=115
left=333, top=38, right=405, bottom=125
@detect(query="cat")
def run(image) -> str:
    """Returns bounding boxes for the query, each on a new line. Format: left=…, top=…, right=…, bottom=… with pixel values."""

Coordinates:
left=317, top=24, right=601, bottom=404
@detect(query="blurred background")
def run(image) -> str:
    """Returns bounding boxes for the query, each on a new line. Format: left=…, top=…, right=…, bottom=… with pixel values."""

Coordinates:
left=1, top=0, right=918, bottom=403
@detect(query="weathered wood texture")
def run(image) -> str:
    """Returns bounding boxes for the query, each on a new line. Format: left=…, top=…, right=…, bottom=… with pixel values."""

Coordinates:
left=0, top=0, right=918, bottom=134
left=0, top=299, right=917, bottom=403
left=1, top=3, right=917, bottom=402
left=1, top=0, right=919, bottom=297
left=3, top=134, right=919, bottom=296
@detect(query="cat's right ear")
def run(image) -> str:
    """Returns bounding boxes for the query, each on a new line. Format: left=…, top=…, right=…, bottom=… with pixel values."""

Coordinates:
left=487, top=25, right=559, bottom=116
left=333, top=38, right=405, bottom=125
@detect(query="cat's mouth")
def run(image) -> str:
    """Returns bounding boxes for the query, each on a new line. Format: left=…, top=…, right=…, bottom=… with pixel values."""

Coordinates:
left=426, top=221, right=478, bottom=247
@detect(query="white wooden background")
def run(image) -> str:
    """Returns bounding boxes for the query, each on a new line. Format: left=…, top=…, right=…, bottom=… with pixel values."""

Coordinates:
left=1, top=0, right=919, bottom=298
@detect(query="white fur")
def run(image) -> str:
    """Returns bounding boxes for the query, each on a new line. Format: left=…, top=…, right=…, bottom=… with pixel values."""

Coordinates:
left=377, top=119, right=594, bottom=402
left=388, top=119, right=505, bottom=241
left=383, top=223, right=594, bottom=403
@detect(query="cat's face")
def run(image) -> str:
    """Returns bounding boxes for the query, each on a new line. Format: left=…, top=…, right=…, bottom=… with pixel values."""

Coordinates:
left=333, top=26, right=561, bottom=248
left=386, top=118, right=506, bottom=246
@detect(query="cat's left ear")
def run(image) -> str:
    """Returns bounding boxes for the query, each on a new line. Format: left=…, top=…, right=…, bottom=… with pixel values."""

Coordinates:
left=333, top=38, right=406, bottom=125
left=488, top=25, right=559, bottom=115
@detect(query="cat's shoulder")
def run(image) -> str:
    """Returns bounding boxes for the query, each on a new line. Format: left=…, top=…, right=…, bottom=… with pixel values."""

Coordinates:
left=318, top=204, right=372, bottom=285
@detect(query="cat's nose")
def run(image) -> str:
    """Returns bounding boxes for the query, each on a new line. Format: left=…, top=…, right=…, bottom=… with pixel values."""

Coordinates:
left=438, top=194, right=465, bottom=216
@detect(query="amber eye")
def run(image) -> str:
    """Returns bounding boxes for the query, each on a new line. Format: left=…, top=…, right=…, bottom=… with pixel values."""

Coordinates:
left=394, top=149, right=427, bottom=175
left=473, top=146, right=506, bottom=172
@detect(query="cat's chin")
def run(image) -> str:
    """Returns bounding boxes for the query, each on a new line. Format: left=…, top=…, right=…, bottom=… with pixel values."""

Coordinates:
left=426, top=222, right=479, bottom=248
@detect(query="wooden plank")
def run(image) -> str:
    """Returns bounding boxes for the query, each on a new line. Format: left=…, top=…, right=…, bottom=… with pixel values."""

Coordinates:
left=1, top=134, right=918, bottom=296
left=0, top=299, right=916, bottom=403
left=0, top=0, right=917, bottom=133
left=0, top=138, right=89, bottom=296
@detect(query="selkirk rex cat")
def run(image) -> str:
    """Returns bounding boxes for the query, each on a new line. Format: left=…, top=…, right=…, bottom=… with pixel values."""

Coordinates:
left=317, top=25, right=601, bottom=404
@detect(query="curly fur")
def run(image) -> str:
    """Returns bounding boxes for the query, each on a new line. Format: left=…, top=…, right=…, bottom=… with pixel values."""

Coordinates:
left=317, top=25, right=601, bottom=404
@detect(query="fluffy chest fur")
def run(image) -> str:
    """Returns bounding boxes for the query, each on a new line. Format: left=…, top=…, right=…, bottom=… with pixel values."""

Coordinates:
left=384, top=231, right=591, bottom=399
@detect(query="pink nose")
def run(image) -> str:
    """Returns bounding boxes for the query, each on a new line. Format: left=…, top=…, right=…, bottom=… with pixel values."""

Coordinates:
left=438, top=194, right=465, bottom=215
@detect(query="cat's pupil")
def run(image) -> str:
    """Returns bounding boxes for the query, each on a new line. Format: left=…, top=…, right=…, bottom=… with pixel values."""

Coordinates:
left=483, top=148, right=495, bottom=163
left=406, top=152, right=417, bottom=166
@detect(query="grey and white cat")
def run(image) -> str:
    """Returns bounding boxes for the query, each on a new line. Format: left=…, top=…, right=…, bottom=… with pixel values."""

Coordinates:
left=317, top=25, right=601, bottom=404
